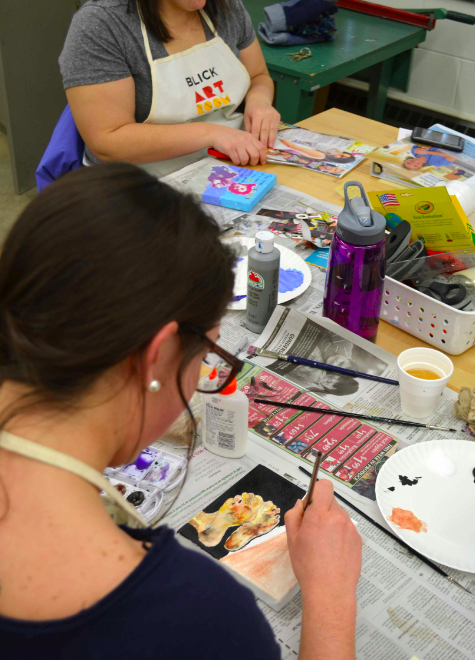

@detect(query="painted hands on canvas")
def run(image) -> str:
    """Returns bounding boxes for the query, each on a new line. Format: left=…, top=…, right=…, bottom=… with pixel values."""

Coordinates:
left=179, top=465, right=305, bottom=609
left=189, top=492, right=281, bottom=551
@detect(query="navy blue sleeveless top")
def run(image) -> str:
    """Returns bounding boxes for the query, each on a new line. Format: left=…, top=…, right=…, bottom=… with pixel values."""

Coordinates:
left=0, top=526, right=281, bottom=659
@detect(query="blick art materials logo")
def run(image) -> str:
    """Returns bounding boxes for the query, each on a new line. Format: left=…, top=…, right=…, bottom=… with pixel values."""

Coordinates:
left=191, top=78, right=231, bottom=116
left=248, top=270, right=264, bottom=290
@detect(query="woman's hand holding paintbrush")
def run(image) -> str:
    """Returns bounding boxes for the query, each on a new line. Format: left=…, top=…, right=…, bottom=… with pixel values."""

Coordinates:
left=285, top=478, right=361, bottom=660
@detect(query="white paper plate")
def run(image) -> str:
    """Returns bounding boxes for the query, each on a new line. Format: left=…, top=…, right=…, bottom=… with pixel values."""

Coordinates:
left=376, top=440, right=475, bottom=572
left=223, top=237, right=312, bottom=310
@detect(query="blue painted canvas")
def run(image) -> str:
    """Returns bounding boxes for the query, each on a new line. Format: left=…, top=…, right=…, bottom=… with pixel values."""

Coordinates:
left=200, top=163, right=277, bottom=212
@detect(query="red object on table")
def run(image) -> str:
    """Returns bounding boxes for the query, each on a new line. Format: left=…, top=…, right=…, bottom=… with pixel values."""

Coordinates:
left=208, top=148, right=231, bottom=159
left=336, top=0, right=436, bottom=30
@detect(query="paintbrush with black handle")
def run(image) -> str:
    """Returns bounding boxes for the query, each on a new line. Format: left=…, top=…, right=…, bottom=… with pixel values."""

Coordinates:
left=298, top=466, right=471, bottom=595
left=253, top=399, right=458, bottom=433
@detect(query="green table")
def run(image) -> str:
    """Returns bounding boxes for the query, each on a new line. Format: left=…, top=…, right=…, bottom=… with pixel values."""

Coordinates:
left=242, top=3, right=426, bottom=124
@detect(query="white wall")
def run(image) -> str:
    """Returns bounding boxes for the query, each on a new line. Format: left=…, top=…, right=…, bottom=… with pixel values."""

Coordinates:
left=342, top=0, right=475, bottom=122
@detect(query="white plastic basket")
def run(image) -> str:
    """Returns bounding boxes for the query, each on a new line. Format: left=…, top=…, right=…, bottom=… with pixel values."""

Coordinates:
left=383, top=276, right=475, bottom=355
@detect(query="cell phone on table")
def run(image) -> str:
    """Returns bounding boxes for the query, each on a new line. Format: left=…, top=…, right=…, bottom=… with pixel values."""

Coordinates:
left=411, top=127, right=465, bottom=152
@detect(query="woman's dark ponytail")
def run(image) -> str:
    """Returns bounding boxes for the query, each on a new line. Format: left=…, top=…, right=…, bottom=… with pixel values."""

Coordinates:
left=0, top=162, right=235, bottom=415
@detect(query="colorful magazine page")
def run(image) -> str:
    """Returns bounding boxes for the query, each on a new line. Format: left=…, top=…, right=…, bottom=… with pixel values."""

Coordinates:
left=265, top=122, right=368, bottom=178
left=256, top=208, right=336, bottom=248
left=183, top=159, right=276, bottom=212
left=345, top=140, right=378, bottom=156
left=305, top=248, right=330, bottom=269
left=369, top=138, right=475, bottom=188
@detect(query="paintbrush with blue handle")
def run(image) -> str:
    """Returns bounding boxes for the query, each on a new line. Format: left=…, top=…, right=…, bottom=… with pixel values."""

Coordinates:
left=247, top=346, right=399, bottom=386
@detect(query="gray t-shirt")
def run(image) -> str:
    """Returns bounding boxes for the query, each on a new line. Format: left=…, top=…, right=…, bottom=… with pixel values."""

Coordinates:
left=59, top=0, right=255, bottom=164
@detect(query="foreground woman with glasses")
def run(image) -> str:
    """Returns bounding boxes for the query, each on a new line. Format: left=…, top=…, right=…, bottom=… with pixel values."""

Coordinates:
left=0, top=164, right=361, bottom=660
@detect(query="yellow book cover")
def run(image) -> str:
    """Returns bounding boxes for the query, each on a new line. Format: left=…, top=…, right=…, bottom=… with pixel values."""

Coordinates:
left=368, top=187, right=475, bottom=251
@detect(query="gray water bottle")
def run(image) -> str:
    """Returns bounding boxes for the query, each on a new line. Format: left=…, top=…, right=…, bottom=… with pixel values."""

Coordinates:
left=245, top=231, right=280, bottom=333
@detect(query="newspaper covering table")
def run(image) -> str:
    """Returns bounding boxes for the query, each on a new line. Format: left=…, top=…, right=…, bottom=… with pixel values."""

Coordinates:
left=159, top=433, right=475, bottom=660
left=160, top=162, right=475, bottom=659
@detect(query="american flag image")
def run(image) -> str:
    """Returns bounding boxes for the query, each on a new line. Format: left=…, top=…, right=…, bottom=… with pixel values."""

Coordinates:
left=378, top=193, right=399, bottom=207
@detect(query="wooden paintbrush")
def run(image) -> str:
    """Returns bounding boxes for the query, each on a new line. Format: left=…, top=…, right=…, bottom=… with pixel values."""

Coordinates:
left=303, top=450, right=323, bottom=511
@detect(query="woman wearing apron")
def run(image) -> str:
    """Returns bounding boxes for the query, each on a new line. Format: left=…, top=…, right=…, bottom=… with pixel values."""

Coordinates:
left=60, top=0, right=280, bottom=177
left=0, top=164, right=361, bottom=660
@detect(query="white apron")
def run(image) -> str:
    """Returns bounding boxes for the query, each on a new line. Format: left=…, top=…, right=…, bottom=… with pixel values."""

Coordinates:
left=0, top=431, right=147, bottom=528
left=139, top=9, right=251, bottom=178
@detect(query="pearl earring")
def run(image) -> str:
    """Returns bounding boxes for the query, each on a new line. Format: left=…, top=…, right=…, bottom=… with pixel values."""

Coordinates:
left=148, top=380, right=161, bottom=393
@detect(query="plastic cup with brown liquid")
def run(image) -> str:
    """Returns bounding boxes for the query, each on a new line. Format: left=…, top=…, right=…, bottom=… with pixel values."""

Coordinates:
left=397, top=348, right=454, bottom=419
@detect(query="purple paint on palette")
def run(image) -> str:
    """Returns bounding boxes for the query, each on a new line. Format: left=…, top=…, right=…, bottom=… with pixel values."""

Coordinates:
left=159, top=461, right=170, bottom=482
left=279, top=268, right=304, bottom=294
left=134, top=450, right=154, bottom=472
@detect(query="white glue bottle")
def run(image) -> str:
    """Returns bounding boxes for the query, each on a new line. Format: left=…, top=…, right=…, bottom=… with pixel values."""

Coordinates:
left=201, top=378, right=249, bottom=458
left=446, top=175, right=475, bottom=221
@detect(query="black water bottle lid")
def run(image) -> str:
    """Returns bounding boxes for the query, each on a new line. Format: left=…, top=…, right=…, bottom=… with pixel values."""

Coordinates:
left=336, top=181, right=386, bottom=246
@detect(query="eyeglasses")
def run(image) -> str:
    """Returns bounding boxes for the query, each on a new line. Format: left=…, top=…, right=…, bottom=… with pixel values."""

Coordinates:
left=196, top=336, right=244, bottom=394
left=180, top=325, right=244, bottom=394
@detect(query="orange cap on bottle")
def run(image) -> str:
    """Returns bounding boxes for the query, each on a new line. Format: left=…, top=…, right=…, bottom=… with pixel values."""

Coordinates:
left=220, top=378, right=237, bottom=395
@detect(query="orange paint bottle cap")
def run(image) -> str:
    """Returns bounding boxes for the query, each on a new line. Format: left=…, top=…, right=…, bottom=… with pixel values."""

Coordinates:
left=220, top=378, right=237, bottom=395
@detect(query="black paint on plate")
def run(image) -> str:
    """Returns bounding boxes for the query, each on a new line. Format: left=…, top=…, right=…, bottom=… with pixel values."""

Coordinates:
left=398, top=475, right=421, bottom=486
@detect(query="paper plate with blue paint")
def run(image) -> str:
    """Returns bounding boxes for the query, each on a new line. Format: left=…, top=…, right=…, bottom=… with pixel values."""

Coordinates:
left=223, top=237, right=311, bottom=310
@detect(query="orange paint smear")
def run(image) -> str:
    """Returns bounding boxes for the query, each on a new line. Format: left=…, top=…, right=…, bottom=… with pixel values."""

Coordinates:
left=220, top=531, right=297, bottom=601
left=388, top=507, right=427, bottom=533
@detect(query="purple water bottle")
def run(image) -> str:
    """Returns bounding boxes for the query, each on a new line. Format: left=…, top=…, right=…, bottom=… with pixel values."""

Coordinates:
left=323, top=181, right=386, bottom=343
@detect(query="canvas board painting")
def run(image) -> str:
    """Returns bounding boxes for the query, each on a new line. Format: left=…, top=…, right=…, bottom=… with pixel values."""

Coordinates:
left=178, top=464, right=304, bottom=610
left=181, top=158, right=276, bottom=212
left=220, top=525, right=299, bottom=610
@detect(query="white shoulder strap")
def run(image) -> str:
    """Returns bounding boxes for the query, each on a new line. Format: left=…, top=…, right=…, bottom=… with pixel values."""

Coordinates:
left=0, top=431, right=146, bottom=527
left=200, top=10, right=218, bottom=37
left=139, top=8, right=218, bottom=68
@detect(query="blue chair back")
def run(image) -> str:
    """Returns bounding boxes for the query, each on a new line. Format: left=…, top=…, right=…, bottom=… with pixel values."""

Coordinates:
left=36, top=105, right=85, bottom=193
